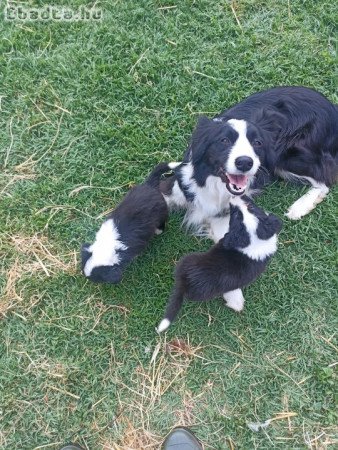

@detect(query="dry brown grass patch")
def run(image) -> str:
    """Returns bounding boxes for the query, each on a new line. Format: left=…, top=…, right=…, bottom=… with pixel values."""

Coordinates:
left=108, top=338, right=205, bottom=449
left=0, top=233, right=77, bottom=317
left=102, top=417, right=161, bottom=450
left=1, top=156, right=36, bottom=196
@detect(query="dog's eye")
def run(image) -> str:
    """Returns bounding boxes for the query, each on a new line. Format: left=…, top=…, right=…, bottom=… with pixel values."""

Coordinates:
left=253, top=139, right=262, bottom=147
left=221, top=137, right=231, bottom=145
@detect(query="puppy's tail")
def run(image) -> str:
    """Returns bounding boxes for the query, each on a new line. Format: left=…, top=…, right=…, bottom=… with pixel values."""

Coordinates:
left=146, top=162, right=181, bottom=188
left=156, top=284, right=185, bottom=333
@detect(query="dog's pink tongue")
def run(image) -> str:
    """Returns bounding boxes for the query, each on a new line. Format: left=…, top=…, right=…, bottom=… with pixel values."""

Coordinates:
left=227, top=174, right=248, bottom=188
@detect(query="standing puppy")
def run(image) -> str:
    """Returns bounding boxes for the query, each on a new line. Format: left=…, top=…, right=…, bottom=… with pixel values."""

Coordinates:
left=157, top=196, right=282, bottom=332
left=82, top=162, right=179, bottom=284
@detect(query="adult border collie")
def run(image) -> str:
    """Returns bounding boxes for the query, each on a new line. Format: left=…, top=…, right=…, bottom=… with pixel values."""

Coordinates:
left=157, top=195, right=282, bottom=333
left=160, top=86, right=338, bottom=242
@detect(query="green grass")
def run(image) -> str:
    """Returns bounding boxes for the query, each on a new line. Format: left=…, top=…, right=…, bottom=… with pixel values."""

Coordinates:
left=1, top=1, right=337, bottom=449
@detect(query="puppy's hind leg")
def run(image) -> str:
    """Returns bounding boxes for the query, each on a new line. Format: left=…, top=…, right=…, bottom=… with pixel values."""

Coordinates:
left=223, top=289, right=245, bottom=312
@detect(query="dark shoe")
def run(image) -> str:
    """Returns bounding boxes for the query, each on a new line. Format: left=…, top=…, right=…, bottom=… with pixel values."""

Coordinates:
left=162, top=427, right=203, bottom=449
left=59, top=444, right=85, bottom=450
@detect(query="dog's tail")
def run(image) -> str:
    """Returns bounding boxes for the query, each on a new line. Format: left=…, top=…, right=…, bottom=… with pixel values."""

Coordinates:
left=146, top=162, right=181, bottom=188
left=156, top=283, right=185, bottom=333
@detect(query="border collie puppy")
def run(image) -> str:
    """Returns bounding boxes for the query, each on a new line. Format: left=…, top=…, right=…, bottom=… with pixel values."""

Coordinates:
left=161, top=86, right=338, bottom=241
left=81, top=162, right=179, bottom=284
left=156, top=195, right=282, bottom=333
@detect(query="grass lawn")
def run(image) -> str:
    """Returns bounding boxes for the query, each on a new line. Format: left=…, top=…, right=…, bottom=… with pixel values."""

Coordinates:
left=1, top=1, right=337, bottom=449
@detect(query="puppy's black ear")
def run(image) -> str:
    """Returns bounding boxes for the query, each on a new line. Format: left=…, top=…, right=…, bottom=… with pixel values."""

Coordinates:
left=222, top=205, right=251, bottom=249
left=191, top=115, right=215, bottom=164
left=81, top=243, right=92, bottom=270
left=256, top=213, right=282, bottom=240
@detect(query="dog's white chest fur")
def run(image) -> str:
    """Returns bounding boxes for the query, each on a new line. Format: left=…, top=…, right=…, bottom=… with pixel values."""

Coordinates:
left=180, top=163, right=231, bottom=230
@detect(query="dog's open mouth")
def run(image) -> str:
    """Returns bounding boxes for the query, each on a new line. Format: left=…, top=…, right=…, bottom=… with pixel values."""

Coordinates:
left=219, top=169, right=248, bottom=195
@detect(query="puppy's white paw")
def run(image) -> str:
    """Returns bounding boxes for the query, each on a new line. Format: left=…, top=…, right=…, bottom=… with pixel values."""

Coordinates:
left=155, top=228, right=163, bottom=235
left=223, top=289, right=245, bottom=312
left=225, top=299, right=244, bottom=312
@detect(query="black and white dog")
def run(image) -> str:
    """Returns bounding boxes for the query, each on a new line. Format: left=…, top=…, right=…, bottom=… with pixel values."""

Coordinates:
left=161, top=86, right=338, bottom=242
left=156, top=195, right=282, bottom=333
left=81, top=162, right=179, bottom=284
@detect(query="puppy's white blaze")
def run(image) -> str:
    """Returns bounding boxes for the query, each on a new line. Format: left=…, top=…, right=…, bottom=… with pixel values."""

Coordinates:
left=231, top=195, right=258, bottom=234
left=226, top=119, right=261, bottom=176
left=156, top=318, right=171, bottom=333
left=231, top=196, right=278, bottom=260
left=84, top=219, right=127, bottom=276
left=168, top=161, right=181, bottom=169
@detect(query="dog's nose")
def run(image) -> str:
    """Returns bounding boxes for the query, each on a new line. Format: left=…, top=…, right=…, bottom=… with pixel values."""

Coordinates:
left=235, top=156, right=253, bottom=172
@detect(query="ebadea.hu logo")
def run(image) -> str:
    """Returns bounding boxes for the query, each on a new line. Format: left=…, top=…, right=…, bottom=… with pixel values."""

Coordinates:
left=4, top=2, right=102, bottom=22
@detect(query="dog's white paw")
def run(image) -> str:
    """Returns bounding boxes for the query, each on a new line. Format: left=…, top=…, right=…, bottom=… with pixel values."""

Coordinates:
left=285, top=206, right=304, bottom=220
left=286, top=199, right=318, bottom=220
left=155, top=228, right=163, bottom=235
left=286, top=186, right=329, bottom=220
left=223, top=289, right=245, bottom=312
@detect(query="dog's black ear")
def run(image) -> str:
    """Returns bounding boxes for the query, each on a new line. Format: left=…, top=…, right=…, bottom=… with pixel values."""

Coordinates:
left=191, top=115, right=215, bottom=164
left=81, top=243, right=92, bottom=270
left=222, top=205, right=251, bottom=249
left=256, top=213, right=282, bottom=240
left=253, top=107, right=287, bottom=134
left=252, top=108, right=288, bottom=171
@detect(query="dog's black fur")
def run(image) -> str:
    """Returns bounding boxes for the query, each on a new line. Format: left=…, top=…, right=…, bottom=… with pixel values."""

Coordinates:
left=215, top=86, right=338, bottom=186
left=161, top=86, right=338, bottom=235
left=81, top=162, right=176, bottom=284
left=157, top=196, right=282, bottom=332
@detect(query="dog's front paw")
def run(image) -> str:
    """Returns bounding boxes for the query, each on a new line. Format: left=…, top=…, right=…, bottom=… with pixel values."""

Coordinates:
left=285, top=202, right=307, bottom=220
left=285, top=209, right=303, bottom=220
left=286, top=186, right=329, bottom=220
